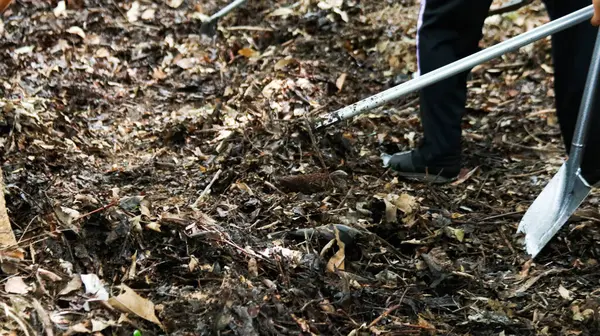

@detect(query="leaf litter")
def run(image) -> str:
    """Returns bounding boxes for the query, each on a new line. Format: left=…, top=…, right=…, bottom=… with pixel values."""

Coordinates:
left=1, top=0, right=600, bottom=335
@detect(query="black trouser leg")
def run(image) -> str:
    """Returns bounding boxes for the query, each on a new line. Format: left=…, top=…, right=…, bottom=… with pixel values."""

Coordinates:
left=543, top=0, right=600, bottom=184
left=416, top=0, right=493, bottom=167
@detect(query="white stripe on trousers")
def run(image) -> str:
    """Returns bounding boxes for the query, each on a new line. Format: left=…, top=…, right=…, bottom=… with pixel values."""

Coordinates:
left=415, top=0, right=426, bottom=78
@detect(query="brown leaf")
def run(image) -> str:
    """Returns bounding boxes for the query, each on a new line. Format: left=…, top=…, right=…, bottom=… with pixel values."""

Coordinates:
left=248, top=257, right=258, bottom=278
left=336, top=73, right=347, bottom=92
left=450, top=166, right=479, bottom=186
left=38, top=268, right=63, bottom=282
left=108, top=284, right=164, bottom=329
left=59, top=275, right=83, bottom=296
left=165, top=0, right=183, bottom=8
left=152, top=68, right=167, bottom=80
left=5, top=276, right=30, bottom=294
left=274, top=58, right=296, bottom=71
left=559, top=285, right=572, bottom=300
left=0, top=167, right=16, bottom=248
left=326, top=226, right=346, bottom=273
left=394, top=193, right=418, bottom=214
left=66, top=26, right=86, bottom=39
left=238, top=48, right=258, bottom=58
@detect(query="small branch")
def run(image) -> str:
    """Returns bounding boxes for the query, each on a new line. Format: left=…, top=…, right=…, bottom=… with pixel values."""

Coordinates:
left=367, top=303, right=402, bottom=328
left=75, top=200, right=119, bottom=222
left=192, top=169, right=223, bottom=208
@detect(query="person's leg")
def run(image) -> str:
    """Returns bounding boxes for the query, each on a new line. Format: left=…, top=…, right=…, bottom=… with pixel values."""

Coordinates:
left=543, top=0, right=600, bottom=185
left=387, top=0, right=493, bottom=183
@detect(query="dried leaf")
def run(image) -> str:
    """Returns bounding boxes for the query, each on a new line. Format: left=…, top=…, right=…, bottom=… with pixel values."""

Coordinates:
left=444, top=227, right=465, bottom=242
left=14, top=46, right=34, bottom=55
left=108, top=284, right=164, bottom=328
left=66, top=322, right=91, bottom=334
left=81, top=274, right=109, bottom=301
left=333, top=7, right=349, bottom=22
left=336, top=73, right=347, bottom=92
left=541, top=64, right=554, bottom=74
left=0, top=167, right=17, bottom=248
left=38, top=268, right=63, bottom=282
left=319, top=299, right=335, bottom=313
left=165, top=0, right=183, bottom=8
left=248, top=257, right=258, bottom=278
left=451, top=166, right=479, bottom=186
left=5, top=276, right=30, bottom=294
left=59, top=275, right=83, bottom=296
left=559, top=285, right=572, bottom=300
left=53, top=0, right=67, bottom=17
left=91, top=318, right=115, bottom=332
left=394, top=193, right=418, bottom=214
left=95, top=47, right=110, bottom=58
left=54, top=205, right=81, bottom=232
left=188, top=256, right=199, bottom=272
left=383, top=198, right=397, bottom=223
left=141, top=8, right=156, bottom=20
left=326, top=226, right=346, bottom=273
left=268, top=7, right=295, bottom=17
left=238, top=48, right=258, bottom=58
left=274, top=58, right=296, bottom=71
left=66, top=26, right=86, bottom=39
left=146, top=222, right=161, bottom=232
left=175, top=57, right=196, bottom=69
left=127, top=1, right=140, bottom=22
left=153, top=67, right=167, bottom=80
left=140, top=199, right=151, bottom=217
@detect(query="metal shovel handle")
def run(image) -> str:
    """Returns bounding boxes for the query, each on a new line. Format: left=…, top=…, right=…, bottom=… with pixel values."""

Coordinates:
left=314, top=5, right=595, bottom=130
left=568, top=28, right=600, bottom=170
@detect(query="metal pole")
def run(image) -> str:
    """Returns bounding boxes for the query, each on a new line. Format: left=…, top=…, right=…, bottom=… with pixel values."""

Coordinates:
left=208, top=0, right=248, bottom=21
left=314, top=5, right=594, bottom=130
left=568, top=28, right=600, bottom=169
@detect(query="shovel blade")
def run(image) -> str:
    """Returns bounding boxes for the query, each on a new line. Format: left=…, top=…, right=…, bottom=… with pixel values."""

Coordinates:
left=517, top=163, right=591, bottom=258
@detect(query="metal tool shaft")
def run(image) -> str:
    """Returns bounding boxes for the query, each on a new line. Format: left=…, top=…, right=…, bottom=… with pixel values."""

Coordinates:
left=208, top=0, right=248, bottom=21
left=315, top=5, right=595, bottom=129
left=568, top=28, right=600, bottom=171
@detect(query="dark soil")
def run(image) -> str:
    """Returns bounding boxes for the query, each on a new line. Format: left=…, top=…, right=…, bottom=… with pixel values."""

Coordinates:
left=2, top=0, right=600, bottom=335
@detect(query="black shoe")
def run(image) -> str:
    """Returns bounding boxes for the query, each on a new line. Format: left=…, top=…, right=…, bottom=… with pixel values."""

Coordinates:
left=382, top=150, right=461, bottom=184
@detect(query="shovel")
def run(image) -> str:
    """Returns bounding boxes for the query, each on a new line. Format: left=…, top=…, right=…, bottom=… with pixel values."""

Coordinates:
left=200, top=0, right=248, bottom=37
left=313, top=5, right=595, bottom=130
left=516, top=27, right=600, bottom=258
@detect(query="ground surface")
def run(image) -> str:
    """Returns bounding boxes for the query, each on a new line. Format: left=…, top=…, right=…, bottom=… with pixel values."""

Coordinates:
left=2, top=0, right=600, bottom=335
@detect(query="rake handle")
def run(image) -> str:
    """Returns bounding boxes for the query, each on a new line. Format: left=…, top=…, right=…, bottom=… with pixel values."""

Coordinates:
left=208, top=0, right=248, bottom=22
left=314, top=5, right=595, bottom=130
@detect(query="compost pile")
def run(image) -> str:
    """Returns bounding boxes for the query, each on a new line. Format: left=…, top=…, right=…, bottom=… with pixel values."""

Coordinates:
left=2, top=0, right=600, bottom=335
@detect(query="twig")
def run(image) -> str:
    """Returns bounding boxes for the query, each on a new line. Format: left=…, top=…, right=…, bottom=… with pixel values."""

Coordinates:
left=75, top=200, right=119, bottom=222
left=367, top=302, right=402, bottom=328
left=225, top=26, right=274, bottom=31
left=3, top=303, right=32, bottom=336
left=192, top=169, right=223, bottom=208
left=17, top=215, right=38, bottom=244
left=218, top=237, right=272, bottom=265
left=506, top=169, right=547, bottom=178
left=501, top=137, right=561, bottom=152
left=526, top=108, right=556, bottom=117
left=482, top=211, right=524, bottom=221
left=32, top=299, right=53, bottom=336
left=264, top=181, right=286, bottom=196
left=302, top=116, right=329, bottom=175
left=335, top=187, right=353, bottom=211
